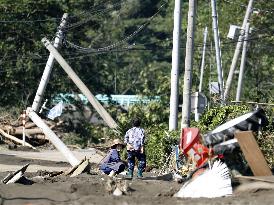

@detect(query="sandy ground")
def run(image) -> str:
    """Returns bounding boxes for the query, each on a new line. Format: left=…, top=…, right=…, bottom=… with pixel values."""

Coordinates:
left=0, top=148, right=103, bottom=172
left=0, top=148, right=273, bottom=205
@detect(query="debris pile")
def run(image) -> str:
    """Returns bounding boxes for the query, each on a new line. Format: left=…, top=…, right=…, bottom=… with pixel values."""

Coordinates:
left=0, top=112, right=64, bottom=148
left=167, top=108, right=272, bottom=198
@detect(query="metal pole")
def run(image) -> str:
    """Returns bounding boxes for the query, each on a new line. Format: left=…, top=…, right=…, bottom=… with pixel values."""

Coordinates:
left=224, top=0, right=254, bottom=101
left=26, top=107, right=79, bottom=166
left=198, top=26, right=208, bottom=93
left=211, top=0, right=224, bottom=102
left=169, top=0, right=182, bottom=131
left=181, top=0, right=196, bottom=128
left=41, top=38, right=118, bottom=129
left=32, top=13, right=68, bottom=112
left=236, top=23, right=250, bottom=101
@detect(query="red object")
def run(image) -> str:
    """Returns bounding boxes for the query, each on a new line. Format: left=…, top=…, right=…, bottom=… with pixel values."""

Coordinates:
left=180, top=128, right=212, bottom=168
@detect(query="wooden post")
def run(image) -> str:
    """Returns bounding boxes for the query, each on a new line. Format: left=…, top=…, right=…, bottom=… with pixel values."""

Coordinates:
left=235, top=131, right=272, bottom=176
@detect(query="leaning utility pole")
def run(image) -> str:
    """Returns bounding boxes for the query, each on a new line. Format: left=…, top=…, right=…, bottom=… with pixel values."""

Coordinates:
left=181, top=0, right=196, bottom=128
left=27, top=107, right=79, bottom=166
left=32, top=13, right=68, bottom=112
left=198, top=26, right=208, bottom=93
left=211, top=0, right=224, bottom=102
left=42, top=37, right=118, bottom=129
left=224, top=0, right=254, bottom=101
left=236, top=23, right=250, bottom=101
left=169, top=0, right=182, bottom=131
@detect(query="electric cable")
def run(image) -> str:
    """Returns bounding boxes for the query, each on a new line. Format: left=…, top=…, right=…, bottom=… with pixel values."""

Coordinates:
left=64, top=1, right=168, bottom=53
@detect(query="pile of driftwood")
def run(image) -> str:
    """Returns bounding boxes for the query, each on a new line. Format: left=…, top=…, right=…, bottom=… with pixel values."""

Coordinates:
left=0, top=114, right=63, bottom=149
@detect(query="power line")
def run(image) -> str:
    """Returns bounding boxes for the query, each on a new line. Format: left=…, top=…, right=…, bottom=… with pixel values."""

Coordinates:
left=0, top=18, right=60, bottom=23
left=65, top=33, right=273, bottom=54
left=1, top=41, right=273, bottom=72
left=68, top=0, right=124, bottom=19
left=0, top=33, right=273, bottom=64
left=63, top=1, right=124, bottom=31
left=64, top=1, right=168, bottom=53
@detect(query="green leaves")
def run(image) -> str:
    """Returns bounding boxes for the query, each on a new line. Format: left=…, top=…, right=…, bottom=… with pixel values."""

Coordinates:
left=194, top=105, right=250, bottom=132
left=145, top=126, right=179, bottom=168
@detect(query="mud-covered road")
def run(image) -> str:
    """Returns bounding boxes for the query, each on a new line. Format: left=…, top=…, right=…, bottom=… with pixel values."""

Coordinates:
left=0, top=149, right=273, bottom=205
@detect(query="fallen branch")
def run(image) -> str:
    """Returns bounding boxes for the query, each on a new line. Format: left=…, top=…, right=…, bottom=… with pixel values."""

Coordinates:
left=0, top=128, right=36, bottom=149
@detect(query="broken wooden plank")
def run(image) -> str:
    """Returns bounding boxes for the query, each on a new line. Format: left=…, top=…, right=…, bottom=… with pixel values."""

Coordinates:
left=64, top=158, right=86, bottom=176
left=70, top=159, right=89, bottom=177
left=235, top=131, right=272, bottom=176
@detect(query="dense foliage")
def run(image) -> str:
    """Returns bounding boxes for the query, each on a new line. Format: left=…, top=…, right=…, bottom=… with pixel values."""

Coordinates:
left=0, top=0, right=273, bottom=107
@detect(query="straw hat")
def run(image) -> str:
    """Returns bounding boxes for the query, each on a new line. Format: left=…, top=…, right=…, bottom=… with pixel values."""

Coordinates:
left=110, top=138, right=125, bottom=148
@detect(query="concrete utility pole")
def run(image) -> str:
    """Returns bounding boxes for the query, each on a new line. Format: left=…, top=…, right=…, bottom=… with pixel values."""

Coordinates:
left=169, top=0, right=182, bottom=131
left=27, top=107, right=79, bottom=166
left=181, top=0, right=196, bottom=128
left=211, top=0, right=224, bottom=102
left=42, top=38, right=118, bottom=129
left=198, top=26, right=208, bottom=93
left=236, top=23, right=250, bottom=101
left=224, top=0, right=254, bottom=101
left=32, top=13, right=68, bottom=112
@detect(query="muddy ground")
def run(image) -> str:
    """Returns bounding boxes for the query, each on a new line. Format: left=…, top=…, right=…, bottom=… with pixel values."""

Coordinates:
left=0, top=148, right=273, bottom=205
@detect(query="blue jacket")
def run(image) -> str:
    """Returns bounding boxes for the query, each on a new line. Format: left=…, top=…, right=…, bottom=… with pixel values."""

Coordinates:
left=99, top=149, right=124, bottom=173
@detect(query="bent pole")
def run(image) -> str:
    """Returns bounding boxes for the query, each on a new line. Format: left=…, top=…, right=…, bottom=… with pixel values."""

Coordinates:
left=41, top=37, right=118, bottom=129
left=26, top=107, right=79, bottom=166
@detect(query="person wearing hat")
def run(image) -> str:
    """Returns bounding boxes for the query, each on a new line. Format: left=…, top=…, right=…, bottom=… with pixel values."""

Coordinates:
left=99, top=139, right=126, bottom=177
